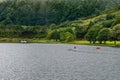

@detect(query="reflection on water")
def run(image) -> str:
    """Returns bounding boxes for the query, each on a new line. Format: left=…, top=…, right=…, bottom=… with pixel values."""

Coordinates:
left=0, top=43, right=120, bottom=80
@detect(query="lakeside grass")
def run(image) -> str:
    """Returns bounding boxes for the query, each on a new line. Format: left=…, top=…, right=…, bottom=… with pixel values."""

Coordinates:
left=0, top=38, right=60, bottom=43
left=0, top=38, right=120, bottom=47
left=70, top=40, right=120, bottom=47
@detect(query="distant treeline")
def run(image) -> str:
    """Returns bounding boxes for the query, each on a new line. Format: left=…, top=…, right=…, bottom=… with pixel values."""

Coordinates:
left=0, top=0, right=106, bottom=26
left=0, top=24, right=48, bottom=38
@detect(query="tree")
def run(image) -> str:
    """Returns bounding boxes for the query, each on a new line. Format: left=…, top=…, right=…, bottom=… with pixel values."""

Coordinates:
left=60, top=31, right=75, bottom=42
left=80, top=0, right=106, bottom=17
left=85, top=29, right=97, bottom=44
left=21, top=26, right=48, bottom=38
left=65, top=32, right=75, bottom=42
left=0, top=0, right=107, bottom=26
left=85, top=25, right=102, bottom=44
left=112, top=24, right=120, bottom=46
left=102, top=20, right=114, bottom=28
left=108, top=0, right=120, bottom=7
left=106, top=14, right=115, bottom=20
left=50, top=23, right=56, bottom=30
left=47, top=30, right=60, bottom=41
left=0, top=24, right=23, bottom=38
left=87, top=21, right=94, bottom=30
left=75, top=26, right=87, bottom=39
left=97, top=28, right=110, bottom=44
left=112, top=15, right=120, bottom=26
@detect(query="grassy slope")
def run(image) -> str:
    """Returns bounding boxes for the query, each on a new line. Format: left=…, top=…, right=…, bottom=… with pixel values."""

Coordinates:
left=73, top=10, right=120, bottom=27
left=69, top=10, right=120, bottom=47
left=58, top=10, right=120, bottom=46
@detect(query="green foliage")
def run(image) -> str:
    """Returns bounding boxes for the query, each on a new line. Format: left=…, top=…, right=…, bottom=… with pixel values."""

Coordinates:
left=85, top=29, right=95, bottom=43
left=21, top=26, right=48, bottom=38
left=60, top=32, right=65, bottom=41
left=58, top=27, right=76, bottom=42
left=59, top=27, right=76, bottom=36
left=0, top=0, right=106, bottom=26
left=65, top=32, right=75, bottom=42
left=58, top=21, right=72, bottom=28
left=97, top=28, right=110, bottom=44
left=112, top=24, right=120, bottom=40
left=50, top=23, right=56, bottom=30
left=75, top=26, right=87, bottom=39
left=106, top=14, right=115, bottom=20
left=102, top=20, right=114, bottom=28
left=87, top=21, right=94, bottom=29
left=1, top=0, right=120, bottom=44
left=94, top=17, right=106, bottom=23
left=117, top=5, right=120, bottom=10
left=80, top=0, right=106, bottom=17
left=60, top=31, right=75, bottom=42
left=85, top=25, right=102, bottom=43
left=112, top=15, right=120, bottom=26
left=47, top=30, right=60, bottom=41
left=0, top=24, right=23, bottom=37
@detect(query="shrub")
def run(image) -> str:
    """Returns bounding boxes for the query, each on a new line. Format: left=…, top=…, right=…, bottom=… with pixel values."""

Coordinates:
left=106, top=14, right=115, bottom=20
left=60, top=31, right=75, bottom=42
left=102, top=20, right=114, bottom=28
left=112, top=15, right=120, bottom=26
left=47, top=30, right=60, bottom=41
left=50, top=23, right=56, bottom=30
left=65, top=32, right=75, bottom=42
left=85, top=24, right=103, bottom=44
left=75, top=26, right=87, bottom=39
left=112, top=24, right=120, bottom=40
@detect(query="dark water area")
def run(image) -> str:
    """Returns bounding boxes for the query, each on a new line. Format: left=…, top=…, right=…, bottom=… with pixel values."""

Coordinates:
left=0, top=43, right=120, bottom=80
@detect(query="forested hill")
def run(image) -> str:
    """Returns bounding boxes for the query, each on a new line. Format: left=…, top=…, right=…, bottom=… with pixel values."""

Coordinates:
left=0, top=0, right=119, bottom=26
left=0, top=0, right=120, bottom=44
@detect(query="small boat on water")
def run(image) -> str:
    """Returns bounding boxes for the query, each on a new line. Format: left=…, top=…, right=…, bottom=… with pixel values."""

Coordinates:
left=20, top=40, right=27, bottom=43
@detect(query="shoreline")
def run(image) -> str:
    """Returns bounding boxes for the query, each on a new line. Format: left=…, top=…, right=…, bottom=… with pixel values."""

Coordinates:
left=0, top=38, right=120, bottom=47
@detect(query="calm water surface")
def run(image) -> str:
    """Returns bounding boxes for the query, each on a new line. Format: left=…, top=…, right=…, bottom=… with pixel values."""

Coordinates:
left=0, top=43, right=120, bottom=80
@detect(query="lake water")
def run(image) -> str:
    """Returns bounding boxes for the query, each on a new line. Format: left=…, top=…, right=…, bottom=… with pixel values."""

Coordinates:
left=0, top=43, right=120, bottom=80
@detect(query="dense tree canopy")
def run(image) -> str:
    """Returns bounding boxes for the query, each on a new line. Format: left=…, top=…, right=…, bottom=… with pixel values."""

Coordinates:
left=0, top=0, right=106, bottom=26
left=112, top=24, right=120, bottom=40
left=97, top=28, right=110, bottom=44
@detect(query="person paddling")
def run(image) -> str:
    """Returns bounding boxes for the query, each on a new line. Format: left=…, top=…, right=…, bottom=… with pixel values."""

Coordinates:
left=96, top=47, right=101, bottom=50
left=74, top=46, right=76, bottom=49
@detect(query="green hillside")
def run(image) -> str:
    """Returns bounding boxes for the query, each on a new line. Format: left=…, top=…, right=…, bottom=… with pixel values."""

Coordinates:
left=46, top=7, right=120, bottom=46
left=0, top=0, right=116, bottom=26
left=71, top=10, right=120, bottom=28
left=0, top=0, right=120, bottom=46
